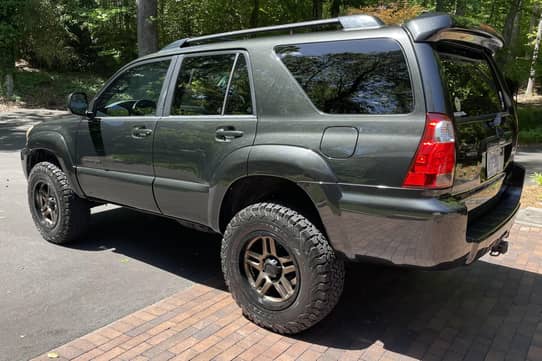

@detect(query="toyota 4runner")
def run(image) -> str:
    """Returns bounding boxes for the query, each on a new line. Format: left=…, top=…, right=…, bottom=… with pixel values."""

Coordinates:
left=22, top=13, right=525, bottom=334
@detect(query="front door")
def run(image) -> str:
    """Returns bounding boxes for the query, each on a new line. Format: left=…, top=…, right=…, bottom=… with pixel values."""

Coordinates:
left=76, top=57, right=174, bottom=212
left=153, top=51, right=257, bottom=225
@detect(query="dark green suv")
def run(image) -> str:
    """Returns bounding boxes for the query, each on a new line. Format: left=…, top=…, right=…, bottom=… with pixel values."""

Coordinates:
left=21, top=13, right=525, bottom=334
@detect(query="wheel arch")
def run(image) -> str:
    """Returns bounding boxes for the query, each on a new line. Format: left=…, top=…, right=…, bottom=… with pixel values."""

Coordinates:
left=210, top=145, right=345, bottom=242
left=26, top=131, right=85, bottom=197
left=217, top=175, right=328, bottom=237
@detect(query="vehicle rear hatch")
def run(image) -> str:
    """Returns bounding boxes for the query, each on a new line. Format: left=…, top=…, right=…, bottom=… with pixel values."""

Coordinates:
left=436, top=42, right=517, bottom=210
left=405, top=13, right=519, bottom=211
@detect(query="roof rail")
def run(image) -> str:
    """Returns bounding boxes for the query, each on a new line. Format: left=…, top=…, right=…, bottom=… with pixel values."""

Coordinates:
left=160, top=15, right=384, bottom=50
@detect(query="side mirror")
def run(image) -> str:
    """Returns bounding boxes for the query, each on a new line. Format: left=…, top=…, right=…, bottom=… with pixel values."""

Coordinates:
left=67, top=92, right=89, bottom=116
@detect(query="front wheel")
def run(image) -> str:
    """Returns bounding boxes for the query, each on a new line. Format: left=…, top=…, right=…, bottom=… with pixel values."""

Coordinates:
left=221, top=203, right=345, bottom=334
left=27, top=162, right=90, bottom=244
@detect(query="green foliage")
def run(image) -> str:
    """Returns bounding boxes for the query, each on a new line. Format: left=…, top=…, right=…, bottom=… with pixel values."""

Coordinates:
left=0, top=0, right=27, bottom=74
left=519, top=128, right=542, bottom=143
left=3, top=0, right=542, bottom=110
left=0, top=68, right=104, bottom=108
left=517, top=105, right=542, bottom=129
left=517, top=105, right=542, bottom=144
left=533, top=172, right=542, bottom=186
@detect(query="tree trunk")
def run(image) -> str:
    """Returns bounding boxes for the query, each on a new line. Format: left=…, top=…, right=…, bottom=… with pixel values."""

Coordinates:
left=137, top=0, right=158, bottom=57
left=312, top=0, right=323, bottom=19
left=503, top=0, right=522, bottom=47
left=250, top=0, right=259, bottom=28
left=435, top=0, right=447, bottom=12
left=5, top=73, right=14, bottom=97
left=526, top=12, right=542, bottom=97
left=455, top=0, right=466, bottom=16
left=330, top=0, right=341, bottom=17
left=526, top=4, right=540, bottom=58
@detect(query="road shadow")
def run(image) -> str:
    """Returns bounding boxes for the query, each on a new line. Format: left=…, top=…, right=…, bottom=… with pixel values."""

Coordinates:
left=0, top=110, right=70, bottom=151
left=69, top=207, right=540, bottom=360
left=76, top=206, right=226, bottom=290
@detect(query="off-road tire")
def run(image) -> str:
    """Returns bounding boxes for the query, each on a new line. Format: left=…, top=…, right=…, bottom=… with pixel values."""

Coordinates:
left=28, top=162, right=90, bottom=244
left=221, top=203, right=345, bottom=334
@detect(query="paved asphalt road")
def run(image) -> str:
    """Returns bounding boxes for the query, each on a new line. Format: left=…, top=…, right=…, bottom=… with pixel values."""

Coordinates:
left=0, top=110, right=224, bottom=360
left=0, top=109, right=540, bottom=360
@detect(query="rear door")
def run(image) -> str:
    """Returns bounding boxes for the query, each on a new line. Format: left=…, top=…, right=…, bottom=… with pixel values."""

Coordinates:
left=436, top=44, right=517, bottom=208
left=153, top=51, right=257, bottom=225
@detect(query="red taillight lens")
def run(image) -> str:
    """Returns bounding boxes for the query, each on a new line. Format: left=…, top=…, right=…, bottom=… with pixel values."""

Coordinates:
left=403, top=113, right=456, bottom=189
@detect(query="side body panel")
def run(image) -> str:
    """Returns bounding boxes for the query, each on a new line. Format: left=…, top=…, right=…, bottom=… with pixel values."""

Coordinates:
left=75, top=57, right=176, bottom=212
left=76, top=115, right=159, bottom=212
left=153, top=52, right=258, bottom=225
left=248, top=27, right=426, bottom=187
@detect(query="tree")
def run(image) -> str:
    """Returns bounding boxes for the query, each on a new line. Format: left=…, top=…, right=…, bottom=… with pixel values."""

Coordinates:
left=503, top=0, right=523, bottom=47
left=330, top=0, right=342, bottom=17
left=526, top=10, right=542, bottom=96
left=250, top=0, right=260, bottom=27
left=137, top=0, right=158, bottom=57
left=313, top=0, right=323, bottom=19
left=0, top=0, right=26, bottom=97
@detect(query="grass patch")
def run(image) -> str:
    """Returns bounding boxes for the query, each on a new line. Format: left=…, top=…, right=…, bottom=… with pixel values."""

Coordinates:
left=517, top=104, right=542, bottom=144
left=0, top=69, right=105, bottom=109
left=534, top=173, right=542, bottom=187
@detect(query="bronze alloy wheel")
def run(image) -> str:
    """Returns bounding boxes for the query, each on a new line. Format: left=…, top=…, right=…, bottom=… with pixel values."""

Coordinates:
left=33, top=181, right=59, bottom=228
left=27, top=162, right=90, bottom=244
left=222, top=203, right=345, bottom=334
left=242, top=235, right=298, bottom=304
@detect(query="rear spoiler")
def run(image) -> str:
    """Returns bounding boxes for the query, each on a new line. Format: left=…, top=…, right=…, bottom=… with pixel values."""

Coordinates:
left=404, top=13, right=504, bottom=54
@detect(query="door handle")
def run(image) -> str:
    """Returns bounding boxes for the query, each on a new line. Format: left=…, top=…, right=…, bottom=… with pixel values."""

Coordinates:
left=216, top=127, right=244, bottom=142
left=132, top=126, right=153, bottom=138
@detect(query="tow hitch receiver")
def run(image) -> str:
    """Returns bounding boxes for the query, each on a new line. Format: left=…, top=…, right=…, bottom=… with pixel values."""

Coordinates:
left=490, top=239, right=509, bottom=256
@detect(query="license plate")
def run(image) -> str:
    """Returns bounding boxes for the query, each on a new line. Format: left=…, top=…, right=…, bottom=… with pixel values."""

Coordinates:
left=486, top=146, right=504, bottom=179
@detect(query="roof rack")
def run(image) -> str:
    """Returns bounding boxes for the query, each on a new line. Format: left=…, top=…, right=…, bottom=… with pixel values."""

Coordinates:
left=161, top=14, right=384, bottom=50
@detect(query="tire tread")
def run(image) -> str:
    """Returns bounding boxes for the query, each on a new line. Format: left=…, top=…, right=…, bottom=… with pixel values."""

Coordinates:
left=221, top=202, right=345, bottom=334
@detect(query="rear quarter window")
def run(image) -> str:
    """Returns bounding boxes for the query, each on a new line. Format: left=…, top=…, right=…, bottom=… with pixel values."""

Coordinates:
left=275, top=38, right=414, bottom=115
left=437, top=52, right=505, bottom=117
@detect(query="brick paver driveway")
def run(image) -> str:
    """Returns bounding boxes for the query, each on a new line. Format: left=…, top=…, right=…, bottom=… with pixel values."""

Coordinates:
left=30, top=224, right=542, bottom=361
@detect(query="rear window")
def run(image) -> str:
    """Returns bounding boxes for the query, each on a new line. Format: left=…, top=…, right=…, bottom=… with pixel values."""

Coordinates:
left=275, top=39, right=414, bottom=115
left=438, top=52, right=504, bottom=118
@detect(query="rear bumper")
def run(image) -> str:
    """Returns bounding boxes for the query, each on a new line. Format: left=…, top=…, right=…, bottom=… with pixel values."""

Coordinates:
left=315, top=163, right=525, bottom=269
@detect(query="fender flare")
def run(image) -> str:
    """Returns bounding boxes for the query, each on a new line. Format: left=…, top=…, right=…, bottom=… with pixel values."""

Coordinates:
left=26, top=131, right=85, bottom=197
left=208, top=145, right=346, bottom=246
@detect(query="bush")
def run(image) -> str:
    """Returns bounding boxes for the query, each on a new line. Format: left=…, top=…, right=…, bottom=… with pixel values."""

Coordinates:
left=517, top=105, right=542, bottom=130
left=517, top=104, right=542, bottom=144
left=519, top=128, right=542, bottom=144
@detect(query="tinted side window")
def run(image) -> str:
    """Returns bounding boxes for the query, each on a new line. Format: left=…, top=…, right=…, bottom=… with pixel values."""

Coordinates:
left=275, top=39, right=413, bottom=114
left=95, top=60, right=170, bottom=117
left=438, top=53, right=504, bottom=117
left=225, top=55, right=253, bottom=115
left=172, top=54, right=236, bottom=116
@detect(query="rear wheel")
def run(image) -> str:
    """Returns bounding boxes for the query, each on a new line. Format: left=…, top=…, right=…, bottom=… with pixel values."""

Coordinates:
left=28, top=162, right=90, bottom=244
left=221, top=203, right=344, bottom=334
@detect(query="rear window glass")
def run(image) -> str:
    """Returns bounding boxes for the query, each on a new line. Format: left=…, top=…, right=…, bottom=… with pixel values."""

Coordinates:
left=172, top=54, right=236, bottom=116
left=275, top=39, right=413, bottom=115
left=438, top=53, right=504, bottom=117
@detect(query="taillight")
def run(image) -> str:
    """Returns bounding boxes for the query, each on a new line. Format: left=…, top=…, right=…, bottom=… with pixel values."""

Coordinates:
left=403, top=113, right=456, bottom=189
